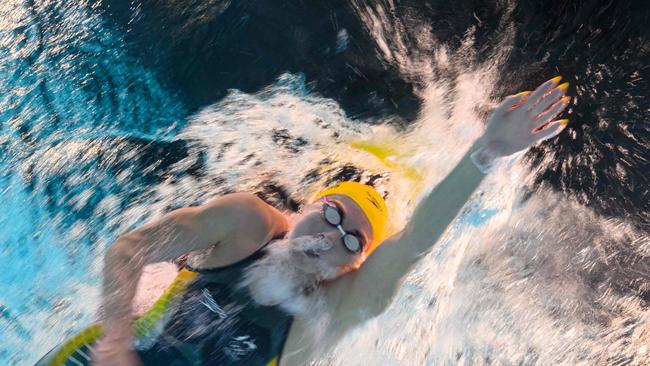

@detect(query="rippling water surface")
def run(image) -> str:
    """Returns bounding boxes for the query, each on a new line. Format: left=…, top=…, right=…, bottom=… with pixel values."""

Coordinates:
left=0, top=0, right=648, bottom=364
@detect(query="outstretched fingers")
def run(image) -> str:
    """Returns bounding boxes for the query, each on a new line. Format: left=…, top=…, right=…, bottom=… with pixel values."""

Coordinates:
left=535, top=96, right=570, bottom=126
left=530, top=82, right=569, bottom=117
left=524, top=76, right=563, bottom=110
left=533, top=119, right=569, bottom=142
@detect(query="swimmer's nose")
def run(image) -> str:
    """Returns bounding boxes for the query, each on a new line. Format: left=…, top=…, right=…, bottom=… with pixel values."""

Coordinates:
left=304, top=248, right=320, bottom=258
left=303, top=234, right=329, bottom=258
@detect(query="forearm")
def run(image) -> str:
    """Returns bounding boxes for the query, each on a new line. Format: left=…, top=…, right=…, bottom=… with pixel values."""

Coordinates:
left=402, top=76, right=569, bottom=251
left=402, top=140, right=485, bottom=255
left=100, top=238, right=145, bottom=341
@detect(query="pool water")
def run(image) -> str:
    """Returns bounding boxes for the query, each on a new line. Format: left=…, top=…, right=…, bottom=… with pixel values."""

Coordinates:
left=1, top=0, right=649, bottom=365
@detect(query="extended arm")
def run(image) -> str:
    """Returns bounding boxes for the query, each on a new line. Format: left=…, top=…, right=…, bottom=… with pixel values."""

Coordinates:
left=329, top=77, right=571, bottom=329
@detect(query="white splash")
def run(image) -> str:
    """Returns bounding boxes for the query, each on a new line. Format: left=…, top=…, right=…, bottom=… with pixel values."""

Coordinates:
left=314, top=1, right=650, bottom=365
left=10, top=0, right=647, bottom=364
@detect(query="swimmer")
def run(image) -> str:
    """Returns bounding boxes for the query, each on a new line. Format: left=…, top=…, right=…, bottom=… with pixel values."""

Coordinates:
left=92, top=77, right=571, bottom=365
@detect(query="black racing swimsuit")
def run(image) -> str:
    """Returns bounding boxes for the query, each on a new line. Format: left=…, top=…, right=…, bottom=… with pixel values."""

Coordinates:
left=136, top=244, right=293, bottom=366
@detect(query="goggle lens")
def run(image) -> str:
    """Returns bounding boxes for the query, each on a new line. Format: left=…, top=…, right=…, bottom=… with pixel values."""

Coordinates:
left=322, top=202, right=363, bottom=254
left=343, top=234, right=361, bottom=253
left=324, top=205, right=341, bottom=225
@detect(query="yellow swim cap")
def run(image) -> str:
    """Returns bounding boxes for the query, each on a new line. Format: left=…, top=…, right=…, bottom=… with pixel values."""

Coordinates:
left=314, top=182, right=389, bottom=255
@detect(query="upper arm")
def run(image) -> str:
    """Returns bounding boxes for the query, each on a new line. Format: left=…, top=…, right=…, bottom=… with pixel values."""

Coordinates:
left=113, top=192, right=288, bottom=264
left=324, top=231, right=414, bottom=334
left=326, top=153, right=485, bottom=329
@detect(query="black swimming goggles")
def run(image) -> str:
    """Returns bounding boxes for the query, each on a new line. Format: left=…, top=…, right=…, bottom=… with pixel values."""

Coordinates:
left=321, top=197, right=364, bottom=254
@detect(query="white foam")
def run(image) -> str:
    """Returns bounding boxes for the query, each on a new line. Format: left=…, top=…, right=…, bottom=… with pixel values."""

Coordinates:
left=312, top=2, right=650, bottom=365
left=12, top=1, right=647, bottom=363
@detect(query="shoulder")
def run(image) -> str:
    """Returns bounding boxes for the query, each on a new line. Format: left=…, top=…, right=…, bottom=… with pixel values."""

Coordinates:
left=182, top=192, right=290, bottom=269
left=201, top=192, right=269, bottom=214
left=317, top=234, right=410, bottom=332
left=198, top=192, right=290, bottom=245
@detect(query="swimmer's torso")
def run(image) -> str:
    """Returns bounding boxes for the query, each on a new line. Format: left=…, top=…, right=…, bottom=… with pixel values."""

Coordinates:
left=136, top=245, right=293, bottom=366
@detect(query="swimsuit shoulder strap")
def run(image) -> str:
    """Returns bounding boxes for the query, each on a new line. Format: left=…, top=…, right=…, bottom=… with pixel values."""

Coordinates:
left=184, top=231, right=287, bottom=274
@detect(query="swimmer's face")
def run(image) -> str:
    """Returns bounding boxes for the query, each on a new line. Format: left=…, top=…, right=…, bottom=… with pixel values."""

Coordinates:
left=288, top=194, right=374, bottom=276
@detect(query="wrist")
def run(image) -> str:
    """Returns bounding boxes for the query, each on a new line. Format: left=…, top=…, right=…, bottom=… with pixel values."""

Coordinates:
left=470, top=146, right=497, bottom=174
left=469, top=137, right=501, bottom=174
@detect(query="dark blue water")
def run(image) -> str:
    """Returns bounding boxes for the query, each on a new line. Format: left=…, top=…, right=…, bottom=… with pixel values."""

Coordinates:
left=1, top=0, right=648, bottom=364
left=96, top=0, right=649, bottom=229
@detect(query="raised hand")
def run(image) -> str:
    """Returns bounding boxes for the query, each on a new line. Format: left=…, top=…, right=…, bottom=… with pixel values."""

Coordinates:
left=472, top=76, right=571, bottom=172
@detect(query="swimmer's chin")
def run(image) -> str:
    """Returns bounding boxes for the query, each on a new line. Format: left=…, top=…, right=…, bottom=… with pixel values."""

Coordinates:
left=239, top=238, right=337, bottom=316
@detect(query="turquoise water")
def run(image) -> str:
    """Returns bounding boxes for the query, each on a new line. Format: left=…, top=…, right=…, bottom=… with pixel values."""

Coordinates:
left=0, top=2, right=187, bottom=363
left=3, top=1, right=648, bottom=365
left=0, top=2, right=496, bottom=360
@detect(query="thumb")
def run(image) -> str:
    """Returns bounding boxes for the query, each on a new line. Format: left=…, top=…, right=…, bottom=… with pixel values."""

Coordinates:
left=534, top=119, right=569, bottom=142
